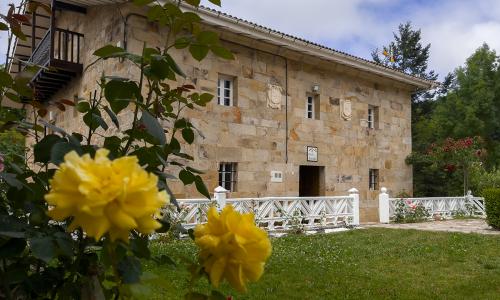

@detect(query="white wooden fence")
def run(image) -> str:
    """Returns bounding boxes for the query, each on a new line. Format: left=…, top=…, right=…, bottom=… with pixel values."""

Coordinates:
left=163, top=187, right=360, bottom=231
left=378, top=187, right=486, bottom=223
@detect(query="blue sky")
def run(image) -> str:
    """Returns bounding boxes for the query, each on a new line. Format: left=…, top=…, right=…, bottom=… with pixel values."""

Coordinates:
left=2, top=0, right=500, bottom=79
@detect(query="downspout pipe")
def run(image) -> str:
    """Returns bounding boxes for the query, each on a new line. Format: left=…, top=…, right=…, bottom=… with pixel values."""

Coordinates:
left=123, top=13, right=148, bottom=51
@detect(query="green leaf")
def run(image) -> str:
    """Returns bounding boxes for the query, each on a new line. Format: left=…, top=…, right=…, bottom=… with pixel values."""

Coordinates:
left=199, top=93, right=214, bottom=104
left=104, top=136, right=122, bottom=155
left=118, top=256, right=142, bottom=284
left=211, top=45, right=234, bottom=60
left=208, top=0, right=221, bottom=6
left=104, top=80, right=140, bottom=114
left=34, top=134, right=64, bottom=163
left=182, top=127, right=194, bottom=144
left=184, top=0, right=200, bottom=6
left=166, top=137, right=181, bottom=154
left=195, top=175, right=210, bottom=199
left=179, top=169, right=195, bottom=185
left=93, top=45, right=125, bottom=58
left=150, top=55, right=171, bottom=80
left=103, top=105, right=120, bottom=128
left=30, top=236, right=56, bottom=263
left=147, top=5, right=164, bottom=22
left=0, top=215, right=27, bottom=239
left=54, top=232, right=74, bottom=258
left=0, top=22, right=8, bottom=31
left=165, top=53, right=186, bottom=77
left=0, top=239, right=26, bottom=258
left=140, top=111, right=166, bottom=145
left=189, top=44, right=210, bottom=61
left=0, top=173, right=22, bottom=189
left=76, top=101, right=90, bottom=113
left=50, top=142, right=81, bottom=165
left=83, top=111, right=100, bottom=131
left=197, top=31, right=218, bottom=45
left=174, top=37, right=191, bottom=49
left=130, top=236, right=150, bottom=259
left=0, top=71, right=13, bottom=87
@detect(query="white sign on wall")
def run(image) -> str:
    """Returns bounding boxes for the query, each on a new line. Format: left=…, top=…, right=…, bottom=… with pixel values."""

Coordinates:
left=270, top=171, right=283, bottom=183
left=307, top=146, right=318, bottom=162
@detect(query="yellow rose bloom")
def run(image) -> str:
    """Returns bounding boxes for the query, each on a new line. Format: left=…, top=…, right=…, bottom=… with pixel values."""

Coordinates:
left=194, top=205, right=272, bottom=292
left=45, top=149, right=168, bottom=242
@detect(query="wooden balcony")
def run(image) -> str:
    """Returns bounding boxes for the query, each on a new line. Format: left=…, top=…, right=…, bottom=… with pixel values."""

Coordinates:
left=28, top=27, right=84, bottom=102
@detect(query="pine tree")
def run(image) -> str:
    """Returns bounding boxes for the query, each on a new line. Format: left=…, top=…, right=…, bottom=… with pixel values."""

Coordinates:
left=372, top=22, right=437, bottom=83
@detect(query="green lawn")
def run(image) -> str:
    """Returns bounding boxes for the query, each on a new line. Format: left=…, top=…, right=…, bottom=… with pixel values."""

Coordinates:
left=144, top=228, right=500, bottom=299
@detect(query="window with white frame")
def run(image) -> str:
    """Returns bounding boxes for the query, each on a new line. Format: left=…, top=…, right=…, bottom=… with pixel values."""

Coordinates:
left=217, top=75, right=234, bottom=106
left=369, top=169, right=379, bottom=190
left=306, top=96, right=314, bottom=119
left=219, top=162, right=237, bottom=192
left=368, top=105, right=379, bottom=129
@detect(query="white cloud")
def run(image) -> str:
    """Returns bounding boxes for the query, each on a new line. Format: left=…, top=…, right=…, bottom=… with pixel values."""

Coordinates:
left=202, top=0, right=500, bottom=79
left=3, top=0, right=500, bottom=79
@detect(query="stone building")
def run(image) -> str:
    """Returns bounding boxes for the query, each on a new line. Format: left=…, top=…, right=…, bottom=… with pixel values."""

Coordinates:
left=8, top=1, right=434, bottom=222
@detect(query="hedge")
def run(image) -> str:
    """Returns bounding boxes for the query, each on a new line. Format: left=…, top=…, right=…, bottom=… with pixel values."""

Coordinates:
left=483, top=188, right=500, bottom=229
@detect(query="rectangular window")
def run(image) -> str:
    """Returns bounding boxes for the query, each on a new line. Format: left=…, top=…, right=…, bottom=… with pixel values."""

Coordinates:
left=219, top=162, right=237, bottom=192
left=217, top=75, right=234, bottom=106
left=306, top=96, right=314, bottom=119
left=369, top=169, right=379, bottom=190
left=368, top=105, right=379, bottom=129
left=306, top=94, right=320, bottom=119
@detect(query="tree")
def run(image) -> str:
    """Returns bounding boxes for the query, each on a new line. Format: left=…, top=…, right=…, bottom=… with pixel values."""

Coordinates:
left=427, top=44, right=500, bottom=167
left=372, top=22, right=438, bottom=84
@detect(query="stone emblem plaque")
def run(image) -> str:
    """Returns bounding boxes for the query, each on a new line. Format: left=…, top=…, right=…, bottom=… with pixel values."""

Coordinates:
left=340, top=99, right=352, bottom=120
left=267, top=84, right=283, bottom=109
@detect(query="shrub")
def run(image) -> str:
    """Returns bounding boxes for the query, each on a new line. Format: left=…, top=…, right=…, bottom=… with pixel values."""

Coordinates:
left=393, top=198, right=430, bottom=223
left=483, top=188, right=500, bottom=229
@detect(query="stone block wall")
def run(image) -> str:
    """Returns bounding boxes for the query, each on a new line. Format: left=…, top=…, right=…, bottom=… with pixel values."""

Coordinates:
left=35, top=4, right=415, bottom=222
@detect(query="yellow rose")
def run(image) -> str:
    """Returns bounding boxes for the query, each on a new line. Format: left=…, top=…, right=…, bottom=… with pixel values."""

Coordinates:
left=194, top=205, right=272, bottom=292
left=45, top=149, right=168, bottom=242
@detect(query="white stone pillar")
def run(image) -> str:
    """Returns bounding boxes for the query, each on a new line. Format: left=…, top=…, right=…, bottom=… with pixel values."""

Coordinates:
left=348, top=188, right=360, bottom=225
left=214, top=186, right=228, bottom=211
left=379, top=187, right=390, bottom=223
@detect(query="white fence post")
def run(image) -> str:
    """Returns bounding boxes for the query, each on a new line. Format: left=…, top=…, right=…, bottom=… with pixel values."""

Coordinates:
left=379, top=187, right=390, bottom=223
left=349, top=188, right=360, bottom=225
left=214, top=186, right=228, bottom=211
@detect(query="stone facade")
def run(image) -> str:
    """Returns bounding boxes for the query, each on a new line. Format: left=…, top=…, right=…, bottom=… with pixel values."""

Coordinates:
left=36, top=3, right=426, bottom=222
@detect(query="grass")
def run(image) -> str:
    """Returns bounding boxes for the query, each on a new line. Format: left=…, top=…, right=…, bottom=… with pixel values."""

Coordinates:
left=143, top=228, right=500, bottom=299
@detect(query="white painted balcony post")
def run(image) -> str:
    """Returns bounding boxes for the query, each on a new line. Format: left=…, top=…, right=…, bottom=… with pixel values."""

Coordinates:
left=379, top=187, right=390, bottom=223
left=214, top=186, right=228, bottom=211
left=348, top=188, right=360, bottom=225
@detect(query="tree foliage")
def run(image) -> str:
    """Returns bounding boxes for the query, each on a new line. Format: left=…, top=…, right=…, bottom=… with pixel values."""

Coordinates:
left=410, top=44, right=500, bottom=195
left=372, top=22, right=438, bottom=83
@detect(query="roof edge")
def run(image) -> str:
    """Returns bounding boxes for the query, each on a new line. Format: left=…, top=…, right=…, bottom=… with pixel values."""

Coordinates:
left=189, top=5, right=436, bottom=90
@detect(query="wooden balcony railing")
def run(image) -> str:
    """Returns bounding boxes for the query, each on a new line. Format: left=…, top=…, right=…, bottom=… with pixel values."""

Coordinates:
left=26, top=28, right=84, bottom=102
left=27, top=27, right=83, bottom=71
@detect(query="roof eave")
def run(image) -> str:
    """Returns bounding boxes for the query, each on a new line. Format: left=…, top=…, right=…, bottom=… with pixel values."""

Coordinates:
left=192, top=6, right=435, bottom=90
